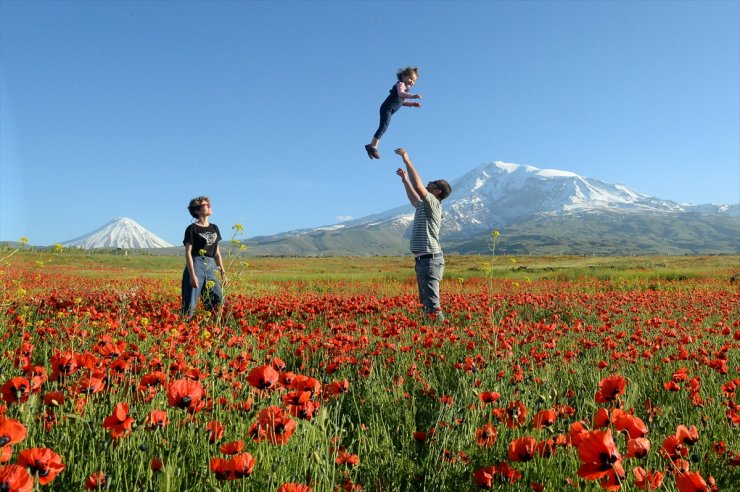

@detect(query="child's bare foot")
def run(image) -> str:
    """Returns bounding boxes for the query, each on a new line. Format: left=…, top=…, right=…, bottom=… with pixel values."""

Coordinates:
left=365, top=144, right=380, bottom=159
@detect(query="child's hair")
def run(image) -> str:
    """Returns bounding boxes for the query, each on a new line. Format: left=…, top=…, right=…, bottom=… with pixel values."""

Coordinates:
left=396, top=66, right=419, bottom=81
left=188, top=196, right=210, bottom=218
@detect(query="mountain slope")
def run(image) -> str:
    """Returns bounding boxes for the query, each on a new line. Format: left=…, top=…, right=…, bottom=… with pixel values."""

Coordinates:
left=245, top=161, right=739, bottom=256
left=62, top=217, right=173, bottom=249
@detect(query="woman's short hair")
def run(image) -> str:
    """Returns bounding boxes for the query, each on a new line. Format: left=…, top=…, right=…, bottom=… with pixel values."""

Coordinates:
left=187, top=196, right=210, bottom=218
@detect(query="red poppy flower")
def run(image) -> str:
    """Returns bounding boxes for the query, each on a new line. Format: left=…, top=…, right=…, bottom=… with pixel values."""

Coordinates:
left=599, top=464, right=626, bottom=492
left=473, top=466, right=496, bottom=489
left=675, top=425, right=699, bottom=446
left=42, top=391, right=65, bottom=407
left=1, top=446, right=11, bottom=464
left=0, top=418, right=27, bottom=447
left=660, top=435, right=688, bottom=460
left=210, top=458, right=230, bottom=481
left=270, top=357, right=287, bottom=371
left=475, top=423, right=497, bottom=448
left=290, top=375, right=322, bottom=396
left=413, top=431, right=427, bottom=443
left=0, top=464, right=33, bottom=492
left=625, top=438, right=651, bottom=459
left=248, top=406, right=297, bottom=446
left=283, top=391, right=311, bottom=406
left=493, top=400, right=528, bottom=429
left=507, top=436, right=537, bottom=462
left=532, top=409, right=557, bottom=429
left=229, top=452, right=256, bottom=479
left=568, top=420, right=590, bottom=447
left=675, top=471, right=709, bottom=492
left=49, top=352, right=77, bottom=382
left=219, top=440, right=243, bottom=455
left=24, top=366, right=47, bottom=393
left=595, top=375, right=627, bottom=403
left=633, top=466, right=664, bottom=490
left=593, top=407, right=611, bottom=429
left=495, top=462, right=522, bottom=484
left=206, top=420, right=224, bottom=443
left=663, top=381, right=681, bottom=392
left=478, top=391, right=501, bottom=405
left=279, top=371, right=296, bottom=387
left=327, top=379, right=349, bottom=397
left=103, top=402, right=135, bottom=439
left=16, top=447, right=65, bottom=485
left=276, top=484, right=312, bottom=492
left=139, top=371, right=167, bottom=389
left=166, top=379, right=204, bottom=412
left=712, top=441, right=726, bottom=455
left=287, top=400, right=319, bottom=421
left=613, top=411, right=648, bottom=439
left=85, top=471, right=106, bottom=490
left=74, top=374, right=105, bottom=395
left=1, top=378, right=30, bottom=405
left=335, top=451, right=359, bottom=466
left=577, top=429, right=622, bottom=480
left=246, top=365, right=279, bottom=390
left=150, top=457, right=164, bottom=472
left=144, top=410, right=168, bottom=430
left=535, top=438, right=556, bottom=458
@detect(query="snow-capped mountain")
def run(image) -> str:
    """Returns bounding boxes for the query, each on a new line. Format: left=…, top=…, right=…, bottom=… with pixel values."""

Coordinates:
left=246, top=161, right=739, bottom=255
left=62, top=217, right=173, bottom=249
left=438, top=161, right=737, bottom=235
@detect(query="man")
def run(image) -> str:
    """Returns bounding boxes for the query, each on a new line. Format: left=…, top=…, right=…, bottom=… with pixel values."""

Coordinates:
left=395, top=148, right=452, bottom=321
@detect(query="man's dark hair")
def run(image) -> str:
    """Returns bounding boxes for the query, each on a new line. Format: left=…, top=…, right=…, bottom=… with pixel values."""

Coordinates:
left=435, top=180, right=452, bottom=200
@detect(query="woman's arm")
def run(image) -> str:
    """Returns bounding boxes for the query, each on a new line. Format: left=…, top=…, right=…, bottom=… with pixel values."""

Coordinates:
left=184, top=243, right=198, bottom=288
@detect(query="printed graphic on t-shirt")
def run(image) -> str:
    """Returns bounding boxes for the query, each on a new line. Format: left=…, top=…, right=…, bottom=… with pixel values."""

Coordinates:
left=199, top=232, right=218, bottom=246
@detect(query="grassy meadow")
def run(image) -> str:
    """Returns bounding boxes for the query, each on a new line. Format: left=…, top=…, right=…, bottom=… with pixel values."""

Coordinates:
left=0, top=248, right=738, bottom=491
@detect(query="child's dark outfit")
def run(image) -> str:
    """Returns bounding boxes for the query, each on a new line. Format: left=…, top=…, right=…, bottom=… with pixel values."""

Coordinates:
left=373, top=81, right=417, bottom=140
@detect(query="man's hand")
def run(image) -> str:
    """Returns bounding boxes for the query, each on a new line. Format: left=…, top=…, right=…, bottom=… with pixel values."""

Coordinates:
left=394, top=148, right=408, bottom=157
left=396, top=168, right=408, bottom=180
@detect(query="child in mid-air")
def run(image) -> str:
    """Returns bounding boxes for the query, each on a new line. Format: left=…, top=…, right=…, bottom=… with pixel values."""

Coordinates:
left=365, top=66, right=422, bottom=159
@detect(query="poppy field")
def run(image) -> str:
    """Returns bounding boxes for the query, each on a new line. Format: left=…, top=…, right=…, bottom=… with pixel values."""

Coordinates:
left=0, top=250, right=738, bottom=491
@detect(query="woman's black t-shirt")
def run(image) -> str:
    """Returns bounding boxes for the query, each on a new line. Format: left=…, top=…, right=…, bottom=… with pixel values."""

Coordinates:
left=183, top=223, right=222, bottom=258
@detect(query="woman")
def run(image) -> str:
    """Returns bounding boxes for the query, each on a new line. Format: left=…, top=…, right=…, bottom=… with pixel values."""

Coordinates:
left=182, top=196, right=227, bottom=318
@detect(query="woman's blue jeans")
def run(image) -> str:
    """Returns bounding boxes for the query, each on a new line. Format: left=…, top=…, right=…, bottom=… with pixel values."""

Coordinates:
left=182, top=256, right=223, bottom=317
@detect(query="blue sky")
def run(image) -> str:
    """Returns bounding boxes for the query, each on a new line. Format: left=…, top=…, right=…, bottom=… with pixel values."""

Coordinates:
left=1, top=0, right=738, bottom=246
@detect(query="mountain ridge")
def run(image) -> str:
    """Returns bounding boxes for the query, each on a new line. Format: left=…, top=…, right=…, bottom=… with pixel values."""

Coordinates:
left=245, top=161, right=739, bottom=256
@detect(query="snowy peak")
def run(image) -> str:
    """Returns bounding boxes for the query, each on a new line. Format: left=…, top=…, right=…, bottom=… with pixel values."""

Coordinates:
left=62, top=217, right=173, bottom=249
left=442, top=161, right=691, bottom=233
